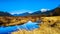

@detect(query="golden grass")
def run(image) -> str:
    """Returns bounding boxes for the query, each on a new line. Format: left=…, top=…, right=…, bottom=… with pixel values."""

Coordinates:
left=11, top=16, right=60, bottom=34
left=11, top=27, right=60, bottom=34
left=0, top=16, right=40, bottom=26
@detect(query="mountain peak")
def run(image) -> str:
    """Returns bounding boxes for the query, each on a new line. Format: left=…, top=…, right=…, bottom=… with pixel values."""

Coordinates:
left=40, top=9, right=50, bottom=12
left=0, top=11, right=13, bottom=16
left=57, top=5, right=60, bottom=8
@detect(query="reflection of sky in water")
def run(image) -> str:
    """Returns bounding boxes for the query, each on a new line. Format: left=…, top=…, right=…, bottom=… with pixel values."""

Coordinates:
left=0, top=21, right=39, bottom=34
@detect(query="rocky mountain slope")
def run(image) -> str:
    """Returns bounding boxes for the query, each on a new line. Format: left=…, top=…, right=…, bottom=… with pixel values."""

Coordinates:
left=0, top=11, right=13, bottom=16
left=13, top=6, right=60, bottom=16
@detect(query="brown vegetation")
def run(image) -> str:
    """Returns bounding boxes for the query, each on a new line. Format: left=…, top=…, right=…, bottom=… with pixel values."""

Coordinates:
left=11, top=16, right=60, bottom=34
left=0, top=16, right=41, bottom=26
left=0, top=16, right=60, bottom=34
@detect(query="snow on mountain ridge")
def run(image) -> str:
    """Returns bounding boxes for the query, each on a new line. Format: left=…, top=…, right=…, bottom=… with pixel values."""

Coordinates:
left=40, top=9, right=50, bottom=12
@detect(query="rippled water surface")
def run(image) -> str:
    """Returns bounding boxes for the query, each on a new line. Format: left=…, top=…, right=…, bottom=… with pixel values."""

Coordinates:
left=0, top=21, right=39, bottom=34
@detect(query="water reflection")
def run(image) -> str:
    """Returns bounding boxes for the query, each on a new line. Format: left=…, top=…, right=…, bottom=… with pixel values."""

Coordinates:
left=0, top=21, right=39, bottom=34
left=18, top=21, right=39, bottom=30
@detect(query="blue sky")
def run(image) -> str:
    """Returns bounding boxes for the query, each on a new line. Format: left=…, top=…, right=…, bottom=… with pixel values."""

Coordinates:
left=0, top=0, right=60, bottom=14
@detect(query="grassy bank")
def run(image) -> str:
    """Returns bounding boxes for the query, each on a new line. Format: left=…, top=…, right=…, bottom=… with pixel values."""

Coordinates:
left=11, top=16, right=60, bottom=34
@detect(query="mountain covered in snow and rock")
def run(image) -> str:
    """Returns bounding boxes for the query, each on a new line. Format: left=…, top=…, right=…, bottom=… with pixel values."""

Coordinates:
left=13, top=12, right=31, bottom=16
left=0, top=6, right=60, bottom=16
left=0, top=11, right=13, bottom=16
left=12, top=6, right=60, bottom=16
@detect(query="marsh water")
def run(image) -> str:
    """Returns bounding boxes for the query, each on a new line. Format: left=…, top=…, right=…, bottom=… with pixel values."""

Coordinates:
left=0, top=21, right=40, bottom=34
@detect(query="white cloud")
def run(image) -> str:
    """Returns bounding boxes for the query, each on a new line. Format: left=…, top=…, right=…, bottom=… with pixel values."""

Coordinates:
left=40, top=9, right=50, bottom=12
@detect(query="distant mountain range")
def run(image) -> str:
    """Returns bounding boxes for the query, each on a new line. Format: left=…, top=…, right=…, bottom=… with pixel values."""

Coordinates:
left=13, top=12, right=31, bottom=16
left=13, top=6, right=60, bottom=16
left=0, top=11, right=13, bottom=16
left=0, top=6, right=60, bottom=16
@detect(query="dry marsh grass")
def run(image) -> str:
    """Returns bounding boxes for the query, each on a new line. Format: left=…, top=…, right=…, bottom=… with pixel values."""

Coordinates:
left=11, top=16, right=60, bottom=34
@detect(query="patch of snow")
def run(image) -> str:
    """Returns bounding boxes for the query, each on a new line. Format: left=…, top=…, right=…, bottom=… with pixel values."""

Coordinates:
left=41, top=9, right=50, bottom=12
